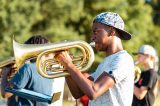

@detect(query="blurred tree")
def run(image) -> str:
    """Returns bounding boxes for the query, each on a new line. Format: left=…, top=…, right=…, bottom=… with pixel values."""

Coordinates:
left=146, top=0, right=160, bottom=25
left=0, top=0, right=85, bottom=60
left=0, top=0, right=159, bottom=73
left=32, top=0, right=85, bottom=42
left=0, top=0, right=42, bottom=59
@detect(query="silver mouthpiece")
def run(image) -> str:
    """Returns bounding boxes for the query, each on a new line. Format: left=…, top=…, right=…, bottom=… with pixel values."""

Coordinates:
left=89, top=42, right=95, bottom=47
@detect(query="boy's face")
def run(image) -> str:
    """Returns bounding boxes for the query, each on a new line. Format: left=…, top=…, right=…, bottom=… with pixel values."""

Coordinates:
left=91, top=22, right=112, bottom=51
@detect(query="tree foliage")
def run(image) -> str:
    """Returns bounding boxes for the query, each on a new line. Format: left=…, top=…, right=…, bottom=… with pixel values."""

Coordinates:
left=0, top=0, right=160, bottom=73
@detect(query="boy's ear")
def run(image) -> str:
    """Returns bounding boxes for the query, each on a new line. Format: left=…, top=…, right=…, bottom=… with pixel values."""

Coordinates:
left=110, top=27, right=116, bottom=36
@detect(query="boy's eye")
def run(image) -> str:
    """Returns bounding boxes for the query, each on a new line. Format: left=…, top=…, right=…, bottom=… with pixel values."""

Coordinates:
left=93, top=30, right=99, bottom=34
left=93, top=31, right=97, bottom=34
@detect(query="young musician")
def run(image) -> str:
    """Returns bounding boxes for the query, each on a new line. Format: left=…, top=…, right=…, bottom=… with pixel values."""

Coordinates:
left=56, top=12, right=134, bottom=106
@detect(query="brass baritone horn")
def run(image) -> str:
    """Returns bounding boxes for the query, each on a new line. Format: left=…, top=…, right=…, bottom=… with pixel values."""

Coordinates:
left=134, top=66, right=141, bottom=83
left=13, top=40, right=95, bottom=79
left=134, top=61, right=141, bottom=83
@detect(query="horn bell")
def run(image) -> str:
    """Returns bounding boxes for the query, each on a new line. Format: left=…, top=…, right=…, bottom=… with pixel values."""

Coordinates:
left=13, top=40, right=95, bottom=79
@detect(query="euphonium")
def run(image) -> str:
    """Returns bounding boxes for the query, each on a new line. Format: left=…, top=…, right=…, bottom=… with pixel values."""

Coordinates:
left=134, top=66, right=141, bottom=83
left=13, top=40, right=95, bottom=79
left=134, top=61, right=141, bottom=83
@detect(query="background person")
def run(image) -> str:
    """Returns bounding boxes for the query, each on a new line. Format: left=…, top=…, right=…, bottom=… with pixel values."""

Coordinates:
left=132, top=45, right=159, bottom=106
left=56, top=12, right=134, bottom=106
left=1, top=35, right=65, bottom=106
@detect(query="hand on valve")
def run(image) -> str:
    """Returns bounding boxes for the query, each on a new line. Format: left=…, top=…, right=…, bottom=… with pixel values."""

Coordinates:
left=55, top=51, right=73, bottom=69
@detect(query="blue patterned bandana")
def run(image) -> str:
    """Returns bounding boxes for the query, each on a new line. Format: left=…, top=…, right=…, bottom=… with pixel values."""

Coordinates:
left=94, top=12, right=132, bottom=40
